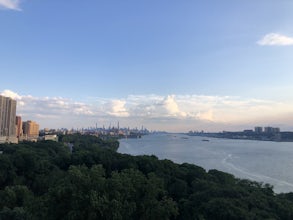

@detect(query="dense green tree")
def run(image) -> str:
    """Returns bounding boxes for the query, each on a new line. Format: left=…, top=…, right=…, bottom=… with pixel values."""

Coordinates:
left=0, top=155, right=16, bottom=188
left=1, top=135, right=293, bottom=219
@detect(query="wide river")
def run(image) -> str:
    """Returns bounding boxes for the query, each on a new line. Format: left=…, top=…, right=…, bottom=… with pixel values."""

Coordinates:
left=118, top=133, right=293, bottom=193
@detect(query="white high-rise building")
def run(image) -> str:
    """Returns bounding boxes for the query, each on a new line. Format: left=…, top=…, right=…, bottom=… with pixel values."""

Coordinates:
left=0, top=95, right=17, bottom=143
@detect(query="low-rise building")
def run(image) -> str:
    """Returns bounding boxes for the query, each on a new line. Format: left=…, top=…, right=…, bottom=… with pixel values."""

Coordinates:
left=44, top=134, right=58, bottom=142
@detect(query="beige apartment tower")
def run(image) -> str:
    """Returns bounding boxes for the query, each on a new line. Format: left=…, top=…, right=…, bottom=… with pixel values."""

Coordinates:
left=0, top=95, right=17, bottom=143
left=23, top=120, right=39, bottom=139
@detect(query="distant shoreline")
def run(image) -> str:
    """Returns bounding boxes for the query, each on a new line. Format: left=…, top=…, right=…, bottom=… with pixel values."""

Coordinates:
left=187, top=131, right=293, bottom=142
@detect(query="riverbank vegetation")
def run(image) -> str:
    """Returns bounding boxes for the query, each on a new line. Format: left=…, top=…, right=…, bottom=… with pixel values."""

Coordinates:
left=1, top=134, right=293, bottom=219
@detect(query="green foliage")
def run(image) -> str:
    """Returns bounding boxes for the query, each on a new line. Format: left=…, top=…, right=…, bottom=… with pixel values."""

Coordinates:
left=1, top=135, right=293, bottom=219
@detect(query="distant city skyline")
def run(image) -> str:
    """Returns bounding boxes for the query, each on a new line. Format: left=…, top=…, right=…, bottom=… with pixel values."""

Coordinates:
left=1, top=89, right=293, bottom=132
left=1, top=1, right=293, bottom=131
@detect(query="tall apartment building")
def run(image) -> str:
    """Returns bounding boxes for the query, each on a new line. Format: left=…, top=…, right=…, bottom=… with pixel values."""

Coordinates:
left=254, top=126, right=263, bottom=134
left=16, top=116, right=23, bottom=139
left=264, top=126, right=280, bottom=134
left=0, top=95, right=17, bottom=143
left=23, top=120, right=39, bottom=140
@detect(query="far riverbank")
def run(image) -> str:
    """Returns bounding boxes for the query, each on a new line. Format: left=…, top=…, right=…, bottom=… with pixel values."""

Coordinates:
left=187, top=131, right=293, bottom=142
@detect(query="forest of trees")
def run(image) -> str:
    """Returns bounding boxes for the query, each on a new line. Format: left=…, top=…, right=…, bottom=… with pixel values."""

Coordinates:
left=1, top=134, right=293, bottom=219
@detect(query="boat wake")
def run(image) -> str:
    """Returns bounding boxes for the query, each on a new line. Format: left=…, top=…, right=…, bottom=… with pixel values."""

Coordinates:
left=222, top=154, right=293, bottom=191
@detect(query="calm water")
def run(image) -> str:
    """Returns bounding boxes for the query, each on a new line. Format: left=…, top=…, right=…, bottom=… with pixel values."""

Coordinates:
left=118, top=134, right=293, bottom=193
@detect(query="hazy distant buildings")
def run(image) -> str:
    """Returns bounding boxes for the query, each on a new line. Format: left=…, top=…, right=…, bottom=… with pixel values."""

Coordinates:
left=0, top=95, right=17, bottom=143
left=188, top=126, right=284, bottom=141
left=264, top=126, right=280, bottom=134
left=255, top=126, right=280, bottom=134
left=23, top=120, right=39, bottom=141
left=254, top=126, right=263, bottom=134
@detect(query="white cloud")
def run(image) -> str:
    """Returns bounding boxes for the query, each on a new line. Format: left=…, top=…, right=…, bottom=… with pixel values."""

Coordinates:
left=196, top=110, right=214, bottom=121
left=1, top=90, right=98, bottom=119
left=0, top=0, right=21, bottom=11
left=2, top=89, right=293, bottom=131
left=1, top=89, right=21, bottom=99
left=163, top=95, right=187, bottom=117
left=104, top=100, right=129, bottom=117
left=257, top=33, right=293, bottom=46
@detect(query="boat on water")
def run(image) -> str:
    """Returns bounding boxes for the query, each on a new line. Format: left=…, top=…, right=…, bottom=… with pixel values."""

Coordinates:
left=202, top=139, right=209, bottom=142
left=125, top=134, right=141, bottom=139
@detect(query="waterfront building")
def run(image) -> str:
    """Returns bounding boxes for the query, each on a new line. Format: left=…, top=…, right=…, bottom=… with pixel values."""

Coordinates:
left=254, top=126, right=263, bottom=134
left=0, top=95, right=17, bottom=143
left=243, top=129, right=254, bottom=134
left=264, top=127, right=280, bottom=134
left=272, top=127, right=281, bottom=133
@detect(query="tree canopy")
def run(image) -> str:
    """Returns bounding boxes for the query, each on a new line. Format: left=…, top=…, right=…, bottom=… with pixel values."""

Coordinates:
left=1, top=134, right=293, bottom=219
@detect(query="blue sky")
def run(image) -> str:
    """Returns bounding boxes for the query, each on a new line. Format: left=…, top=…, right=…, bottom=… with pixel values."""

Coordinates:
left=1, top=1, right=293, bottom=131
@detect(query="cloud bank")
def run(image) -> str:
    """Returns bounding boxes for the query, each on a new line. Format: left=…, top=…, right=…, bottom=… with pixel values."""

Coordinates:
left=257, top=33, right=293, bottom=46
left=0, top=0, right=21, bottom=10
left=2, top=89, right=293, bottom=132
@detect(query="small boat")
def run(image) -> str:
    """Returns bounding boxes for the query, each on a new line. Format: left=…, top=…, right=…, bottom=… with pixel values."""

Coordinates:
left=202, top=139, right=209, bottom=142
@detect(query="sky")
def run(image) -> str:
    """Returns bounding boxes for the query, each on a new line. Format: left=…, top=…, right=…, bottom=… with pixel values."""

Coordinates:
left=1, top=0, right=293, bottom=132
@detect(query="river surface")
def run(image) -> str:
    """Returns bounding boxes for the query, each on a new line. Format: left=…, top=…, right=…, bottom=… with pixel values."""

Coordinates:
left=118, top=134, right=293, bottom=193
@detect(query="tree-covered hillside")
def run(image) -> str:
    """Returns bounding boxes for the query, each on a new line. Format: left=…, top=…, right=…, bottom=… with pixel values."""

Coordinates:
left=1, top=134, right=293, bottom=219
